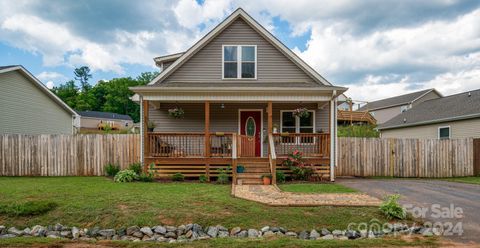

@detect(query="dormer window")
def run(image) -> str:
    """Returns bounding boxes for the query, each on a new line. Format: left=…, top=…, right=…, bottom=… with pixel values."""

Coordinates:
left=223, top=45, right=256, bottom=79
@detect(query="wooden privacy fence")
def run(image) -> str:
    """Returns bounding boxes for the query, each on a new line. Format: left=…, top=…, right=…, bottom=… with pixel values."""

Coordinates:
left=0, top=135, right=475, bottom=177
left=0, top=134, right=140, bottom=176
left=336, top=137, right=475, bottom=178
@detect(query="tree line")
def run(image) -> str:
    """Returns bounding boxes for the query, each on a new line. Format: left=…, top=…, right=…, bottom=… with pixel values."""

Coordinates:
left=51, top=66, right=158, bottom=122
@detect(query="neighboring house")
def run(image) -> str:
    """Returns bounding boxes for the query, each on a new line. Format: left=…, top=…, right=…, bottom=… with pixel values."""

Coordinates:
left=359, top=89, right=442, bottom=124
left=130, top=8, right=347, bottom=183
left=0, top=65, right=77, bottom=134
left=379, top=89, right=480, bottom=139
left=74, top=110, right=133, bottom=131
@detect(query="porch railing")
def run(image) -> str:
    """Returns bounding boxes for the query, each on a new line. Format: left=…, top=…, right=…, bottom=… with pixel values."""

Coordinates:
left=147, top=132, right=234, bottom=158
left=272, top=133, right=330, bottom=158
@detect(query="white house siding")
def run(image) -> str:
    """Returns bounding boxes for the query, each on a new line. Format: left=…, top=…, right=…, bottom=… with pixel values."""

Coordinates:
left=380, top=118, right=480, bottom=139
left=0, top=70, right=73, bottom=134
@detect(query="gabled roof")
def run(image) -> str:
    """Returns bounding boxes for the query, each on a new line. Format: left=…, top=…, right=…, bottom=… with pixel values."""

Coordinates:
left=76, top=110, right=132, bottom=121
left=153, top=52, right=184, bottom=67
left=359, top=89, right=441, bottom=111
left=0, top=65, right=77, bottom=116
left=379, top=89, right=480, bottom=130
left=147, top=8, right=333, bottom=87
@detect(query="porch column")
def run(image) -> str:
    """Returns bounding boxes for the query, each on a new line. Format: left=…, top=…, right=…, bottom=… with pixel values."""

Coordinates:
left=142, top=99, right=149, bottom=172
left=267, top=101, right=276, bottom=184
left=204, top=101, right=211, bottom=181
left=329, top=97, right=337, bottom=182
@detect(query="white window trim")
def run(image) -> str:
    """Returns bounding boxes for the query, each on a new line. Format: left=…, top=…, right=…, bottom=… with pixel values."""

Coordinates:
left=222, top=45, right=257, bottom=80
left=438, top=126, right=451, bottom=139
left=280, top=110, right=316, bottom=144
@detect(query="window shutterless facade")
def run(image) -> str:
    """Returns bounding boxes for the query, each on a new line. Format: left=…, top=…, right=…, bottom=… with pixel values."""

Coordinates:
left=438, top=126, right=450, bottom=139
left=280, top=110, right=315, bottom=143
left=222, top=45, right=256, bottom=79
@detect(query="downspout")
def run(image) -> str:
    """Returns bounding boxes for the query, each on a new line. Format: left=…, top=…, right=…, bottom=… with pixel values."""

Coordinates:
left=139, top=96, right=144, bottom=165
left=330, top=90, right=337, bottom=182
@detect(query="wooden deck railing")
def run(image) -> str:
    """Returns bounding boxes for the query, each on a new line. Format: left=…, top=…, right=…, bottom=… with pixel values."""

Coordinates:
left=237, top=134, right=256, bottom=157
left=210, top=132, right=233, bottom=157
left=148, top=132, right=205, bottom=157
left=272, top=133, right=330, bottom=157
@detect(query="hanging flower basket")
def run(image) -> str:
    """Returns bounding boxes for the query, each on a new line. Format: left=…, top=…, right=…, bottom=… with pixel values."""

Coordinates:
left=168, top=107, right=185, bottom=119
left=293, top=107, right=310, bottom=118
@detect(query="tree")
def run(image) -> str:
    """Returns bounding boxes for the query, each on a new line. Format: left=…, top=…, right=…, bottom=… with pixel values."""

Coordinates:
left=74, top=66, right=92, bottom=92
left=136, top=71, right=159, bottom=85
left=51, top=80, right=79, bottom=108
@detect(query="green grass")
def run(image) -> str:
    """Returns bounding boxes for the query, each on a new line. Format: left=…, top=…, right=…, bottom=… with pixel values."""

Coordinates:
left=279, top=183, right=358, bottom=193
left=0, top=201, right=57, bottom=217
left=0, top=177, right=391, bottom=231
left=0, top=236, right=439, bottom=248
left=443, top=176, right=480, bottom=185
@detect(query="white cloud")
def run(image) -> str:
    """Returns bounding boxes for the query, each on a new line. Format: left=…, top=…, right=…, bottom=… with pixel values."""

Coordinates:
left=36, top=71, right=67, bottom=82
left=45, top=81, right=54, bottom=89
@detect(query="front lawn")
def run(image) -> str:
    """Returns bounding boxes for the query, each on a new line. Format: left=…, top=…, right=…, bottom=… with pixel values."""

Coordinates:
left=278, top=183, right=358, bottom=193
left=443, top=176, right=480, bottom=185
left=0, top=236, right=439, bottom=248
left=0, top=177, right=383, bottom=231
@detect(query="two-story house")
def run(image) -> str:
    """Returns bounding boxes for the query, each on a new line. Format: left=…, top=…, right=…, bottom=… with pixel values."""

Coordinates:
left=359, top=89, right=442, bottom=124
left=130, top=8, right=347, bottom=184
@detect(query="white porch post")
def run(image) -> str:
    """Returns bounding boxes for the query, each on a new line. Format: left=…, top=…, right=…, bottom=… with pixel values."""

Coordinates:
left=330, top=93, right=337, bottom=182
left=140, top=96, right=144, bottom=165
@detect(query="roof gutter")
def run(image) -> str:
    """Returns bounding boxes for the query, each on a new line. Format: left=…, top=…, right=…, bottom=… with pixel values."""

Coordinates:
left=379, top=113, right=480, bottom=130
left=130, top=86, right=348, bottom=94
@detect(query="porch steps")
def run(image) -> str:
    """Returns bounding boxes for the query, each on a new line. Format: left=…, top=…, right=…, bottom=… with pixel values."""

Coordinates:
left=236, top=161, right=270, bottom=185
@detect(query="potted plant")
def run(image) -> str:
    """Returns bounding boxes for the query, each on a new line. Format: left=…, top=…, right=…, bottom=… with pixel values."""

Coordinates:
left=168, top=107, right=185, bottom=119
left=261, top=174, right=272, bottom=185
left=236, top=164, right=245, bottom=173
left=272, top=124, right=279, bottom=133
left=293, top=107, right=310, bottom=118
left=147, top=121, right=156, bottom=132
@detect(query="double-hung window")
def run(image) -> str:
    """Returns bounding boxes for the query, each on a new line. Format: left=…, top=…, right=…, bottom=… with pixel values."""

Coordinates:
left=223, top=45, right=256, bottom=79
left=280, top=111, right=315, bottom=143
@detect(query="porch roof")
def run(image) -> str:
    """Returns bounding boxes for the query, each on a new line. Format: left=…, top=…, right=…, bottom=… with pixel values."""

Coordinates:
left=130, top=85, right=347, bottom=102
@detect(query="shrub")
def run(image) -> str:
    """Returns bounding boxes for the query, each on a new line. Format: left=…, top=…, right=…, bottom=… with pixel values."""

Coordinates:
left=128, top=162, right=143, bottom=175
left=172, top=173, right=185, bottom=181
left=338, top=125, right=379, bottom=138
left=114, top=169, right=139, bottom=183
left=138, top=163, right=155, bottom=182
left=380, top=194, right=407, bottom=220
left=282, top=150, right=314, bottom=181
left=104, top=163, right=120, bottom=177
left=0, top=201, right=58, bottom=216
left=276, top=171, right=286, bottom=183
left=199, top=174, right=208, bottom=183
left=217, top=167, right=230, bottom=184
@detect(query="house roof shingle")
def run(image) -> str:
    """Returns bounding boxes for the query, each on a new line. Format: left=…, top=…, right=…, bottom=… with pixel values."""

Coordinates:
left=359, top=89, right=435, bottom=111
left=0, top=65, right=20, bottom=71
left=76, top=110, right=132, bottom=121
left=379, top=89, right=480, bottom=130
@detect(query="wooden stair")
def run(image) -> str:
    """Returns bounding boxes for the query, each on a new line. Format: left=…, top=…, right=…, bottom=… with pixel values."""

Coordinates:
left=236, top=160, right=270, bottom=185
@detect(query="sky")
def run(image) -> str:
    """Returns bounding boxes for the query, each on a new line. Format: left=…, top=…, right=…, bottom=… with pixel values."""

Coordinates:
left=1, top=0, right=479, bottom=102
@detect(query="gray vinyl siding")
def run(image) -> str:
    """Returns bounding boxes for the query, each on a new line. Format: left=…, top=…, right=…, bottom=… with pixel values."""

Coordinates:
left=0, top=70, right=73, bottom=134
left=371, top=105, right=405, bottom=124
left=159, top=18, right=319, bottom=86
left=148, top=102, right=330, bottom=156
left=381, top=118, right=480, bottom=139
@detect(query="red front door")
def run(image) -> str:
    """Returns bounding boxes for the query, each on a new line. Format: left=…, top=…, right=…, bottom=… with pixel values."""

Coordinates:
left=240, top=111, right=262, bottom=157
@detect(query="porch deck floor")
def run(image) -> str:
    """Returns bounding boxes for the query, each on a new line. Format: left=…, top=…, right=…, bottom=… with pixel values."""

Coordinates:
left=232, top=185, right=382, bottom=207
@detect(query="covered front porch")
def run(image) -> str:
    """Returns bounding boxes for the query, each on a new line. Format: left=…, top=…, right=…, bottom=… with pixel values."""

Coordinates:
left=132, top=86, right=340, bottom=184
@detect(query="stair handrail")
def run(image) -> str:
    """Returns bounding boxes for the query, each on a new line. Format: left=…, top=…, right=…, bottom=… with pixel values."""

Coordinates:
left=232, top=133, right=238, bottom=184
left=268, top=133, right=277, bottom=185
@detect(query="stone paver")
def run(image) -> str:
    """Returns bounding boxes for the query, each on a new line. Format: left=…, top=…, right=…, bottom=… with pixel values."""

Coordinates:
left=232, top=185, right=382, bottom=206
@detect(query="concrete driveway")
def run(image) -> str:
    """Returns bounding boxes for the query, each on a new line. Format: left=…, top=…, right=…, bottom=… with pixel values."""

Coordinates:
left=337, top=178, right=480, bottom=244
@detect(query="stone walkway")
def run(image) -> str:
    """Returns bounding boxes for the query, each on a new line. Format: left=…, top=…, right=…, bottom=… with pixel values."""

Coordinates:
left=232, top=185, right=382, bottom=207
